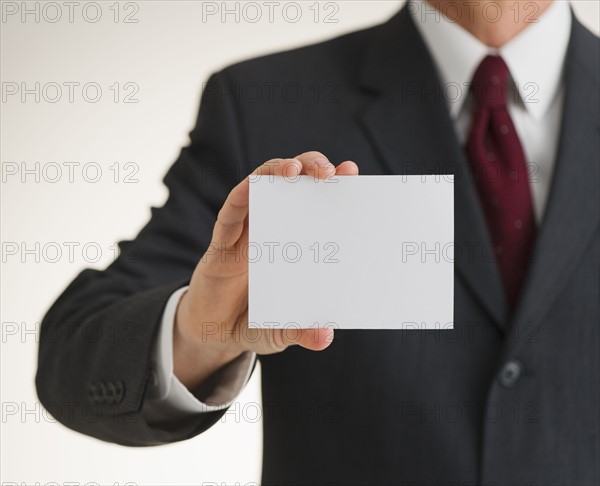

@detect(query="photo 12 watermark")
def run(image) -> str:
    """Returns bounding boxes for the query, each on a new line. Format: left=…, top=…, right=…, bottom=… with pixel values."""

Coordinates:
left=1, top=1, right=140, bottom=24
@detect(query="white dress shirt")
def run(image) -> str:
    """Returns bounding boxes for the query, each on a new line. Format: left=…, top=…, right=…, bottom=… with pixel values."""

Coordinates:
left=412, top=0, right=571, bottom=221
left=143, top=286, right=256, bottom=420
left=143, top=0, right=573, bottom=421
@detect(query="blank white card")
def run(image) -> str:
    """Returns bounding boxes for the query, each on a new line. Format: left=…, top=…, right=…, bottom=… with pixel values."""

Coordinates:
left=248, top=175, right=454, bottom=330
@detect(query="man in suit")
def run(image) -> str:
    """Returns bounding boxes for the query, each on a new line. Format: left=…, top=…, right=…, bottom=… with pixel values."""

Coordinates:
left=36, top=0, right=599, bottom=484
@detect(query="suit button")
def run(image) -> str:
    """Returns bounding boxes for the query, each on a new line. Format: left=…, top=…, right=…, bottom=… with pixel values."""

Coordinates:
left=114, top=380, right=125, bottom=403
left=106, top=381, right=117, bottom=404
left=86, top=384, right=97, bottom=403
left=98, top=381, right=108, bottom=404
left=88, top=382, right=104, bottom=404
left=498, top=360, right=523, bottom=388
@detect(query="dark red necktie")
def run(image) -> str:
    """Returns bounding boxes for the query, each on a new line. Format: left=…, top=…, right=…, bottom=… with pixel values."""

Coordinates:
left=465, top=55, right=536, bottom=310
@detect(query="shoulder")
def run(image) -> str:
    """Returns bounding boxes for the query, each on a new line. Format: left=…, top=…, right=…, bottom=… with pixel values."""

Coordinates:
left=216, top=23, right=381, bottom=85
left=570, top=15, right=599, bottom=86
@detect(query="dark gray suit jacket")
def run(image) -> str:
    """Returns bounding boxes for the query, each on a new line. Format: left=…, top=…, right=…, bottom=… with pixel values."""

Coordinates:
left=36, top=6, right=599, bottom=485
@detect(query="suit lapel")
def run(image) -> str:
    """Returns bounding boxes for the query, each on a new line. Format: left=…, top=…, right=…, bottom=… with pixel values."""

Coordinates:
left=511, top=16, right=600, bottom=328
left=358, top=7, right=509, bottom=330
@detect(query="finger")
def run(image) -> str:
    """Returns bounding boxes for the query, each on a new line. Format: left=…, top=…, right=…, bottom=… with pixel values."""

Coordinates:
left=295, top=151, right=335, bottom=180
left=212, top=177, right=251, bottom=246
left=252, top=157, right=302, bottom=178
left=282, top=327, right=335, bottom=351
left=213, top=158, right=301, bottom=246
left=335, top=161, right=359, bottom=176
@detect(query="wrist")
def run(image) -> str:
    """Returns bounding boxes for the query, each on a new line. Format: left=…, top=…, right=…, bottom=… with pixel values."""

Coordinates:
left=173, top=290, right=244, bottom=389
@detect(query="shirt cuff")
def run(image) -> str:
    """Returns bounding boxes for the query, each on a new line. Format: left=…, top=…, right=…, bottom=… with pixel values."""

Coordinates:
left=143, top=286, right=256, bottom=420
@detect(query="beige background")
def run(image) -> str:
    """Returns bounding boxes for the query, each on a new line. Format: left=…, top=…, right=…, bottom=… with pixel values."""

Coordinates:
left=1, top=1, right=599, bottom=484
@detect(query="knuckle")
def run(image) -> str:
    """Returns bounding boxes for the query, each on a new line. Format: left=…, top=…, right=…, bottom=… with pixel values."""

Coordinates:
left=299, top=150, right=325, bottom=159
left=262, top=158, right=284, bottom=170
left=271, top=330, right=289, bottom=352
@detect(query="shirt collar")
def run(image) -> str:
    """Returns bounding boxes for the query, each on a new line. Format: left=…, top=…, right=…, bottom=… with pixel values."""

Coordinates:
left=411, top=0, right=572, bottom=120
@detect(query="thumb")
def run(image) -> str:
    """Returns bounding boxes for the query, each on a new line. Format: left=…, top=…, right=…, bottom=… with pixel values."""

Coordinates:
left=282, top=327, right=335, bottom=351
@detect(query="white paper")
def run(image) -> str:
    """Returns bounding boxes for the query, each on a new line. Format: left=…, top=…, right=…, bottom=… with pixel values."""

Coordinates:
left=248, top=175, right=454, bottom=330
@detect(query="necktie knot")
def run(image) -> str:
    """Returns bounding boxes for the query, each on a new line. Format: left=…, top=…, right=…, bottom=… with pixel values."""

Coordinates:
left=470, top=55, right=510, bottom=109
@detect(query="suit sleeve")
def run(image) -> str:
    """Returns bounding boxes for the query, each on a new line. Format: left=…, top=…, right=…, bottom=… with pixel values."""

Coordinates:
left=35, top=69, right=251, bottom=446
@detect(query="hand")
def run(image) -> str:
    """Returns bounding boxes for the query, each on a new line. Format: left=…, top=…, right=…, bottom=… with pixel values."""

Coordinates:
left=173, top=151, right=359, bottom=390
